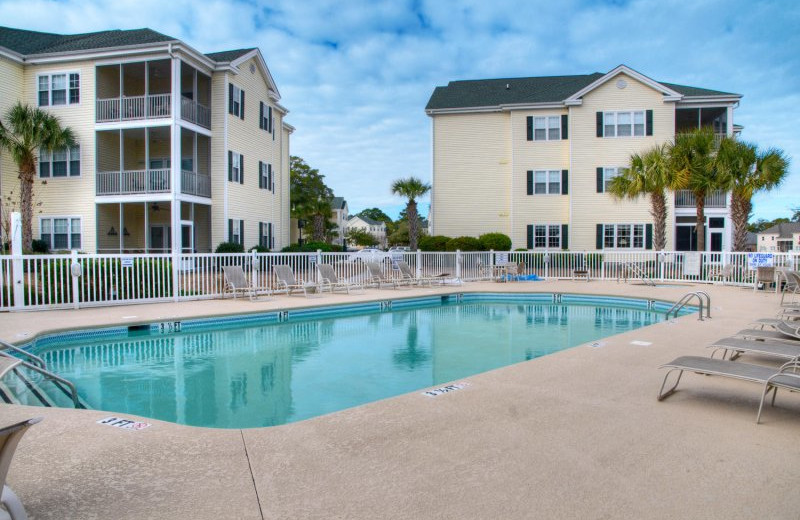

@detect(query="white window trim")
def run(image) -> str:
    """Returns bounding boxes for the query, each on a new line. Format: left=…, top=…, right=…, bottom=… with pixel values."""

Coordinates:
left=36, top=71, right=81, bottom=107
left=532, top=169, right=561, bottom=195
left=532, top=223, right=561, bottom=249
left=39, top=215, right=82, bottom=250
left=602, top=167, right=623, bottom=193
left=603, top=223, right=645, bottom=250
left=602, top=110, right=645, bottom=138
left=533, top=115, right=561, bottom=141
left=231, top=85, right=243, bottom=118
left=231, top=218, right=242, bottom=244
left=231, top=152, right=242, bottom=183
left=39, top=144, right=81, bottom=178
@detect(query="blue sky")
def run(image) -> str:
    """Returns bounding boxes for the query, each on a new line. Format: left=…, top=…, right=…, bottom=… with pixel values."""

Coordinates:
left=2, top=0, right=798, bottom=221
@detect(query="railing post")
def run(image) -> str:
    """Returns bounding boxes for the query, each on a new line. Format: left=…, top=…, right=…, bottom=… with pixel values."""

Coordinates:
left=416, top=249, right=422, bottom=279
left=70, top=250, right=81, bottom=310
left=455, top=250, right=462, bottom=279
left=251, top=249, right=259, bottom=289
left=10, top=212, right=23, bottom=310
left=544, top=251, right=550, bottom=280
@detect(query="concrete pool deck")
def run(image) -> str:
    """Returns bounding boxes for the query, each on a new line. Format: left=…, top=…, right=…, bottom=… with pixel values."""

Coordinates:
left=1, top=280, right=799, bottom=519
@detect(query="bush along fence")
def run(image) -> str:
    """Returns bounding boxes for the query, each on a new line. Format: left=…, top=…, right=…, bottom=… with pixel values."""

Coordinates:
left=0, top=249, right=796, bottom=312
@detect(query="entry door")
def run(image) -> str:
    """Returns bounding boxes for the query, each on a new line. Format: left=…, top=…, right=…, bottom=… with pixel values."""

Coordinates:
left=150, top=225, right=171, bottom=252
left=181, top=222, right=194, bottom=253
left=676, top=226, right=697, bottom=251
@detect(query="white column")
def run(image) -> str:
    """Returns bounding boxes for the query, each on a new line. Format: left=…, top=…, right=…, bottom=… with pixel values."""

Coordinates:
left=171, top=56, right=182, bottom=300
left=10, top=212, right=23, bottom=310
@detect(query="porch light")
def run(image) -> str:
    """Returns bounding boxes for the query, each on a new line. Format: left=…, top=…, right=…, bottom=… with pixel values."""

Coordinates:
left=108, top=227, right=118, bottom=236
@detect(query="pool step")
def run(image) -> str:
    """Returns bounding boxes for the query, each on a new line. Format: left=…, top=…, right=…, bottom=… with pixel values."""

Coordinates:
left=0, top=364, right=88, bottom=409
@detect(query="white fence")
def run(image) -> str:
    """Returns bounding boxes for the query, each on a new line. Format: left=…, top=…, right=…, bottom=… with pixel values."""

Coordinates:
left=0, top=250, right=796, bottom=312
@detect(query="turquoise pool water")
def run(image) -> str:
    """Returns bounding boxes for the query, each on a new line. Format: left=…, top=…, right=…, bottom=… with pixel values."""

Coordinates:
left=30, top=294, right=685, bottom=428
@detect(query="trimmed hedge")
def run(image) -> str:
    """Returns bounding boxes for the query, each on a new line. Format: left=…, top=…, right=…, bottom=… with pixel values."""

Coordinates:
left=445, top=236, right=483, bottom=252
left=478, top=233, right=511, bottom=251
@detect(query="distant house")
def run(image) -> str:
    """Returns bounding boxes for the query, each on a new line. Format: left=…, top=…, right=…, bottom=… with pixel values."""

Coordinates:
left=744, top=231, right=758, bottom=252
left=757, top=222, right=800, bottom=252
left=347, top=215, right=386, bottom=248
left=330, top=196, right=349, bottom=246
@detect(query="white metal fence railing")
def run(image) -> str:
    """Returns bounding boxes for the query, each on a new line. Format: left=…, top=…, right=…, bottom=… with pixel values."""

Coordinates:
left=1, top=250, right=797, bottom=312
left=96, top=94, right=172, bottom=122
left=180, top=97, right=211, bottom=128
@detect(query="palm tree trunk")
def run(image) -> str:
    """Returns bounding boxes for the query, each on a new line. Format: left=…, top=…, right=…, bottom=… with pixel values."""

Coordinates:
left=730, top=194, right=751, bottom=252
left=695, top=193, right=705, bottom=252
left=18, top=159, right=36, bottom=252
left=650, top=191, right=667, bottom=250
left=312, top=214, right=325, bottom=242
left=407, top=201, right=419, bottom=250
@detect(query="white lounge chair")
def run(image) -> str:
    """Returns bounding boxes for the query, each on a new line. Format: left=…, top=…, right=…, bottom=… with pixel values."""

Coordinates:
left=396, top=260, right=435, bottom=287
left=1, top=417, right=43, bottom=520
left=709, top=336, right=800, bottom=362
left=657, top=356, right=800, bottom=423
left=365, top=261, right=402, bottom=289
left=317, top=263, right=364, bottom=294
left=273, top=265, right=318, bottom=297
left=221, top=265, right=263, bottom=300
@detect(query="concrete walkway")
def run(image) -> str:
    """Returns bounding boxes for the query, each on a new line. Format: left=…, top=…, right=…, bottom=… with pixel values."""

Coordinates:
left=1, top=281, right=799, bottom=519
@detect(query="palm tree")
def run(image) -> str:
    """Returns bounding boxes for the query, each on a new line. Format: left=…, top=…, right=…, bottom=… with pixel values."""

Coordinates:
left=716, top=138, right=789, bottom=251
left=0, top=102, right=75, bottom=251
left=391, top=176, right=430, bottom=251
left=671, top=127, right=725, bottom=252
left=608, top=143, right=684, bottom=250
left=305, top=197, right=333, bottom=243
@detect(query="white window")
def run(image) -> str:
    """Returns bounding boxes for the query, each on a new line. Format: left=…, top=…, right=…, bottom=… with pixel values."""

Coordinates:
left=603, top=167, right=622, bottom=192
left=602, top=111, right=645, bottom=138
left=259, top=222, right=272, bottom=249
left=230, top=152, right=242, bottom=183
left=38, top=73, right=80, bottom=106
left=230, top=85, right=244, bottom=118
left=40, top=217, right=81, bottom=250
left=534, top=116, right=560, bottom=141
left=603, top=224, right=645, bottom=249
left=533, top=170, right=561, bottom=194
left=533, top=224, right=561, bottom=249
left=231, top=219, right=242, bottom=244
left=40, top=145, right=80, bottom=178
left=259, top=162, right=273, bottom=191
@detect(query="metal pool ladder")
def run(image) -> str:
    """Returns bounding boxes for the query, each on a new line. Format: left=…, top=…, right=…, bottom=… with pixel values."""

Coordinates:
left=0, top=339, right=83, bottom=408
left=666, top=291, right=711, bottom=321
left=618, top=262, right=656, bottom=287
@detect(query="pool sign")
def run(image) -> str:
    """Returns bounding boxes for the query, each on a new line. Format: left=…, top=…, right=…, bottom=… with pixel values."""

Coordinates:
left=683, top=252, right=701, bottom=276
left=97, top=416, right=151, bottom=430
left=422, top=382, right=469, bottom=397
left=121, top=257, right=134, bottom=268
left=747, top=253, right=774, bottom=270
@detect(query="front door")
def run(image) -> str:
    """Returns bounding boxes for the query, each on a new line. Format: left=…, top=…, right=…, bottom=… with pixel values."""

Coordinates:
left=181, top=222, right=194, bottom=253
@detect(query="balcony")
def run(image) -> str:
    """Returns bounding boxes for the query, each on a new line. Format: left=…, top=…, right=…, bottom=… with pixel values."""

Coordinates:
left=181, top=170, right=211, bottom=197
left=674, top=189, right=727, bottom=208
left=96, top=169, right=171, bottom=195
left=180, top=97, right=211, bottom=129
left=96, top=94, right=171, bottom=123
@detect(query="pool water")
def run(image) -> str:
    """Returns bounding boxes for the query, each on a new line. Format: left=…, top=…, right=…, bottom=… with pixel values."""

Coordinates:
left=32, top=296, right=675, bottom=428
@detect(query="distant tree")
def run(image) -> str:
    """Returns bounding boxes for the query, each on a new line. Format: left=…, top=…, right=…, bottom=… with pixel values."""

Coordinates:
left=716, top=137, right=789, bottom=251
left=790, top=207, right=800, bottom=222
left=290, top=156, right=333, bottom=243
left=748, top=217, right=790, bottom=233
left=0, top=102, right=76, bottom=250
left=357, top=208, right=393, bottom=225
left=387, top=220, right=410, bottom=246
left=391, top=176, right=430, bottom=251
left=346, top=228, right=377, bottom=247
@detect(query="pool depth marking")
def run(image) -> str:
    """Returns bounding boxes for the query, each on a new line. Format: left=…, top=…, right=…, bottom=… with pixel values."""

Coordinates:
left=97, top=416, right=151, bottom=430
left=423, top=382, right=469, bottom=397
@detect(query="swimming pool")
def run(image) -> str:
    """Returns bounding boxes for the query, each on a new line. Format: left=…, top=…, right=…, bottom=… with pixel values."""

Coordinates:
left=21, top=293, right=690, bottom=428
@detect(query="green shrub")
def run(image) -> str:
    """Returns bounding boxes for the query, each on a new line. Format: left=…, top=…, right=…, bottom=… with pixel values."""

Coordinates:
left=31, top=239, right=50, bottom=254
left=216, top=242, right=245, bottom=253
left=249, top=246, right=270, bottom=253
left=281, top=242, right=340, bottom=253
left=478, top=233, right=511, bottom=251
left=445, top=236, right=483, bottom=252
left=418, top=235, right=450, bottom=251
left=514, top=248, right=528, bottom=252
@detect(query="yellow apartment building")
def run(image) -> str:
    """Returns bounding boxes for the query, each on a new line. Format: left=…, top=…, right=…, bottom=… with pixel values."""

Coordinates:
left=426, top=65, right=741, bottom=252
left=0, top=25, right=292, bottom=253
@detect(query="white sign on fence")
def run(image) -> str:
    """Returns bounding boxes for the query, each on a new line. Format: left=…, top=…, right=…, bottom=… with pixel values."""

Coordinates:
left=121, top=257, right=134, bottom=268
left=747, top=252, right=774, bottom=270
left=496, top=253, right=509, bottom=265
left=683, top=252, right=701, bottom=276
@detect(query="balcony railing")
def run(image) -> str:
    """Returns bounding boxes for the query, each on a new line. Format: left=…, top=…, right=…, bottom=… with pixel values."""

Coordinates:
left=96, top=169, right=171, bottom=195
left=181, top=170, right=211, bottom=198
left=180, top=97, right=211, bottom=129
left=96, top=94, right=172, bottom=123
left=675, top=189, right=727, bottom=208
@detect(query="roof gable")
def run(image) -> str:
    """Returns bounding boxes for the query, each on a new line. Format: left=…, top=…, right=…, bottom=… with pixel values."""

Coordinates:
left=564, top=65, right=682, bottom=105
left=761, top=222, right=800, bottom=237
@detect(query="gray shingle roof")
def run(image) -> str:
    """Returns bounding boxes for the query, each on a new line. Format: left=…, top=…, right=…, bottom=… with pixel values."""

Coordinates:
left=349, top=214, right=382, bottom=226
left=0, top=26, right=175, bottom=55
left=761, top=222, right=800, bottom=238
left=204, top=48, right=256, bottom=63
left=331, top=197, right=346, bottom=210
left=426, top=72, right=739, bottom=111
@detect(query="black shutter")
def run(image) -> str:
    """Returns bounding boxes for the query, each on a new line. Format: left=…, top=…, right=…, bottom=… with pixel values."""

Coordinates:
left=646, top=224, right=653, bottom=250
left=269, top=223, right=273, bottom=249
left=239, top=155, right=244, bottom=184
left=561, top=224, right=569, bottom=250
left=645, top=110, right=653, bottom=136
left=259, top=102, right=264, bottom=130
left=596, top=112, right=603, bottom=137
left=596, top=167, right=604, bottom=193
left=527, top=225, right=533, bottom=249
left=259, top=222, right=264, bottom=247
left=561, top=170, right=568, bottom=195
left=268, top=106, right=273, bottom=133
left=240, top=90, right=245, bottom=120
left=258, top=161, right=263, bottom=188
left=228, top=84, right=233, bottom=114
left=239, top=220, right=245, bottom=246
left=269, top=164, right=273, bottom=191
left=596, top=224, right=604, bottom=250
left=228, top=151, right=232, bottom=181
left=228, top=219, right=233, bottom=242
left=526, top=116, right=533, bottom=141
left=526, top=170, right=533, bottom=195
left=561, top=114, right=568, bottom=140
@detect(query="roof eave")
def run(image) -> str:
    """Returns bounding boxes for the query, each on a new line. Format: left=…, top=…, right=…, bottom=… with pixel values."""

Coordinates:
left=565, top=64, right=684, bottom=103
left=22, top=40, right=181, bottom=64
left=220, top=48, right=281, bottom=101
left=426, top=101, right=565, bottom=115
left=676, top=95, right=742, bottom=105
left=0, top=46, right=24, bottom=63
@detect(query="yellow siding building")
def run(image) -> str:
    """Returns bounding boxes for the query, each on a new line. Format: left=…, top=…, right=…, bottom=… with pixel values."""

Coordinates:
left=426, top=65, right=741, bottom=252
left=0, top=26, right=292, bottom=253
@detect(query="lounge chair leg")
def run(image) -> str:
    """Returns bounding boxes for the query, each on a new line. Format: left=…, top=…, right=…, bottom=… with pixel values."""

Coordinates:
left=658, top=369, right=684, bottom=401
left=756, top=383, right=771, bottom=424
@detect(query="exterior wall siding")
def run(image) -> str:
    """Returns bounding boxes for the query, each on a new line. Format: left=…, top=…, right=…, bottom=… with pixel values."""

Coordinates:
left=0, top=56, right=24, bottom=246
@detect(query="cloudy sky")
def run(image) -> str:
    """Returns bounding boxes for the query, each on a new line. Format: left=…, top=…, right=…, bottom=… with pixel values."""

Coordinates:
left=2, top=0, right=798, bottom=221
